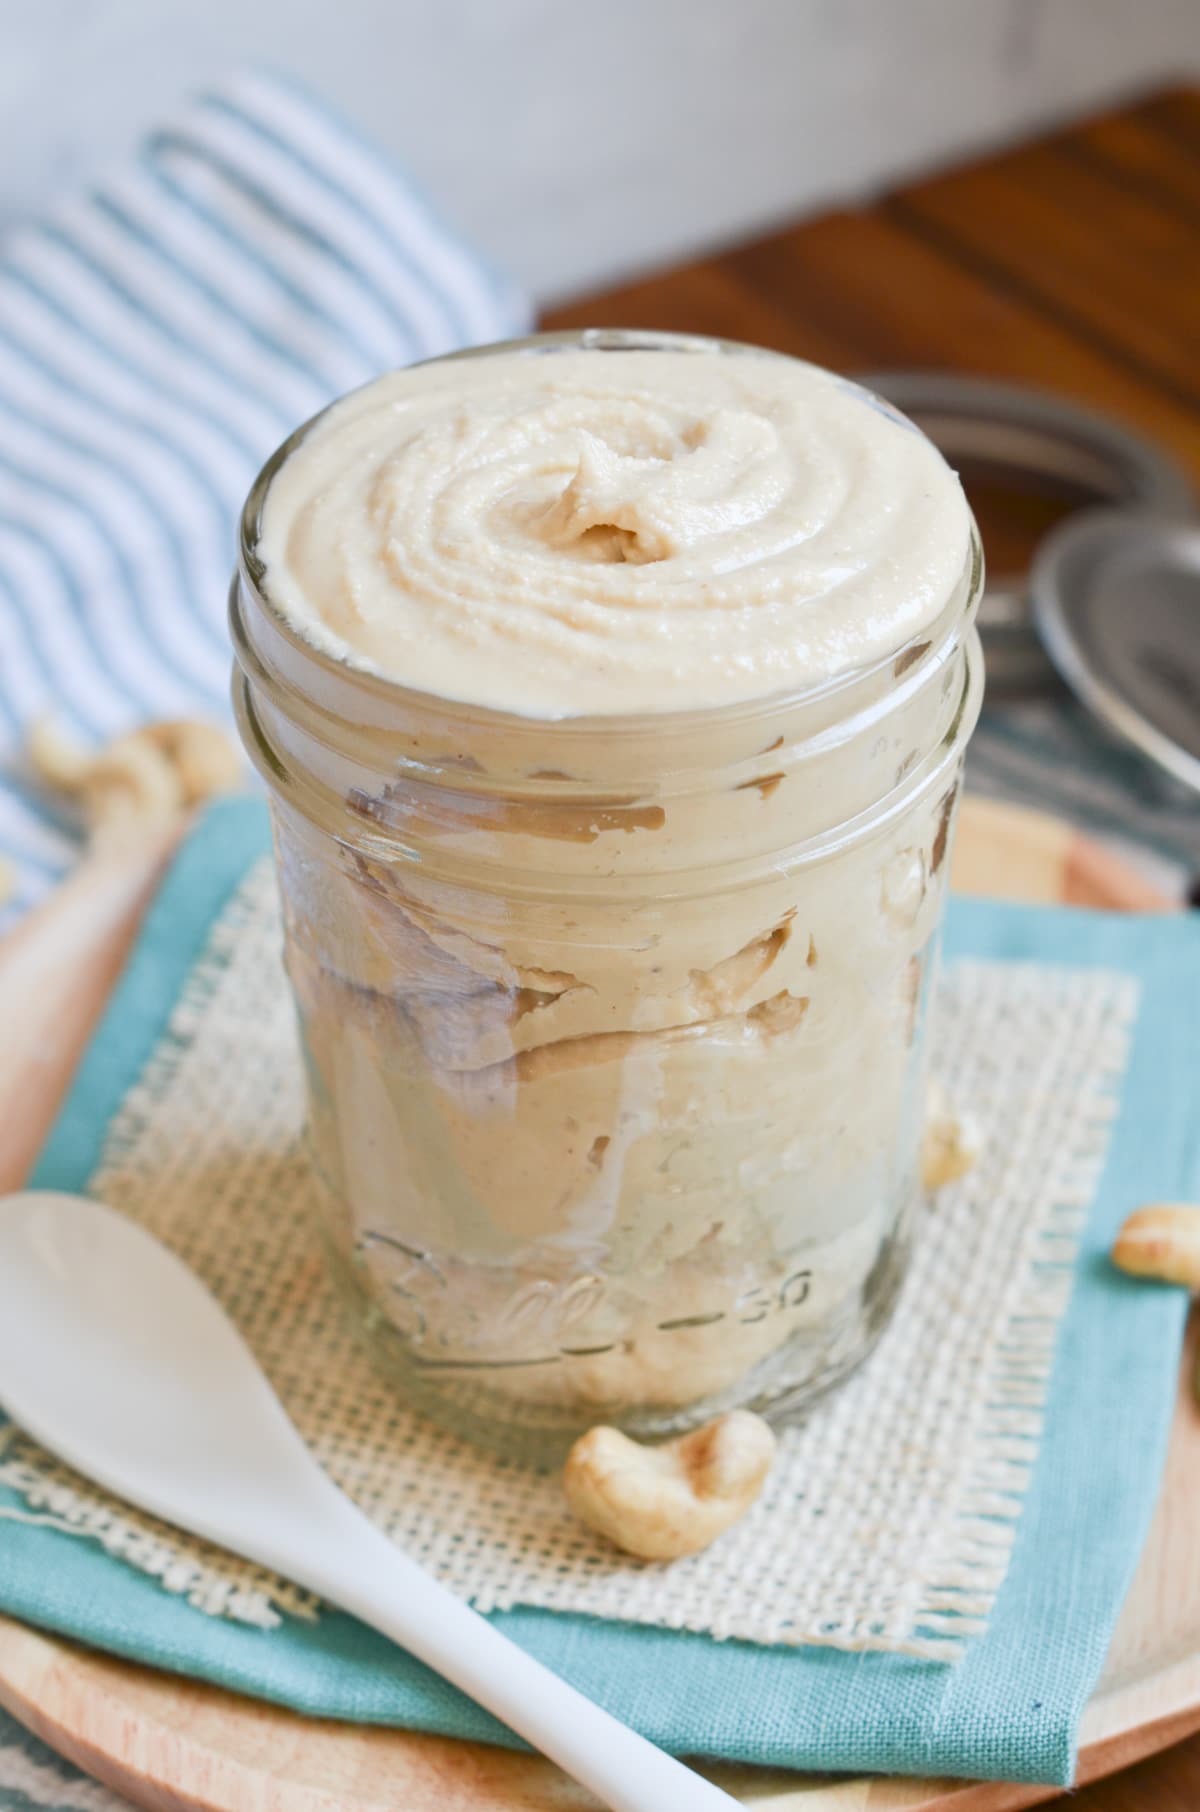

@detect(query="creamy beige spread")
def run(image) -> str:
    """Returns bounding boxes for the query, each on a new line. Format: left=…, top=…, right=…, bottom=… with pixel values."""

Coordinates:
left=259, top=343, right=970, bottom=716
left=254, top=338, right=980, bottom=1441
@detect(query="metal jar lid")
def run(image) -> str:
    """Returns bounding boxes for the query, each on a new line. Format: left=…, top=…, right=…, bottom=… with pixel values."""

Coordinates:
left=1031, top=510, right=1200, bottom=796
left=863, top=373, right=1194, bottom=694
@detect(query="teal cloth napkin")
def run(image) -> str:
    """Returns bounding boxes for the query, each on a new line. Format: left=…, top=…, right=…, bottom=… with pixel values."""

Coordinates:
left=2, top=797, right=1197, bottom=1788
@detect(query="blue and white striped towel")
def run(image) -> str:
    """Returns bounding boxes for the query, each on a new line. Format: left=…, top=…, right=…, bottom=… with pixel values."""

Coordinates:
left=0, top=66, right=527, bottom=924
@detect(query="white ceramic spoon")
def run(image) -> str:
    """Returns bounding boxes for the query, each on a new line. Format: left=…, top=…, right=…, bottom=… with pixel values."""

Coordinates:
left=0, top=1190, right=741, bottom=1812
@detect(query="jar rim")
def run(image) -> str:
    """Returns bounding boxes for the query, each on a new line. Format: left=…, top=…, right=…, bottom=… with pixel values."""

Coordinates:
left=237, top=327, right=984, bottom=741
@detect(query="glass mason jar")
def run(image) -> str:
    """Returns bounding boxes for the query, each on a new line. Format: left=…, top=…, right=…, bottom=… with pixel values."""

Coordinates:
left=231, top=330, right=984, bottom=1456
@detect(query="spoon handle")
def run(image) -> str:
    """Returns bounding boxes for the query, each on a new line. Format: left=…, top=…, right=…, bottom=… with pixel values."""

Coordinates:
left=273, top=1496, right=741, bottom=1812
left=0, top=823, right=182, bottom=1193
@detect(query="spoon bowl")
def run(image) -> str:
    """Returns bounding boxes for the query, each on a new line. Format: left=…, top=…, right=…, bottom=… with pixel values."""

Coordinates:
left=0, top=1190, right=742, bottom=1812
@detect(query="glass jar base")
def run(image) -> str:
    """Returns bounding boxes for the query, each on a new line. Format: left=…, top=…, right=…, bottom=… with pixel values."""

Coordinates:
left=318, top=1211, right=913, bottom=1467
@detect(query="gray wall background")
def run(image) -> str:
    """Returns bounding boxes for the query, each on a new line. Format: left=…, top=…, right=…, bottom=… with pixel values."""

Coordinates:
left=3, top=0, right=1198, bottom=302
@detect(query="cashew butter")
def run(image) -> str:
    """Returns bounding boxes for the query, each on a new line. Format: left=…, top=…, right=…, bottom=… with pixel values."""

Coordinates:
left=258, top=343, right=970, bottom=715
left=234, top=332, right=983, bottom=1452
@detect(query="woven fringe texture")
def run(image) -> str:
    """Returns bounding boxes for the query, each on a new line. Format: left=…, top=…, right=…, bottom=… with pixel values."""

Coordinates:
left=0, top=859, right=1137, bottom=1657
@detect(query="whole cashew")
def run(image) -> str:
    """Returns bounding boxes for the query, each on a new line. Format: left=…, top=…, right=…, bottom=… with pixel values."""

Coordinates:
left=563, top=1409, right=776, bottom=1561
left=138, top=720, right=243, bottom=806
left=1111, top=1204, right=1200, bottom=1288
left=26, top=718, right=95, bottom=791
left=922, top=1079, right=980, bottom=1192
left=28, top=717, right=241, bottom=845
left=82, top=731, right=187, bottom=827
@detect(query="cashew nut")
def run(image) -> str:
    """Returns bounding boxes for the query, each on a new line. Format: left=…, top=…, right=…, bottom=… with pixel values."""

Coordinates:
left=28, top=717, right=241, bottom=840
left=26, top=717, right=93, bottom=791
left=1111, top=1205, right=1200, bottom=1288
left=563, top=1409, right=776, bottom=1561
left=921, top=1080, right=980, bottom=1192
left=137, top=720, right=243, bottom=805
left=83, top=731, right=187, bottom=826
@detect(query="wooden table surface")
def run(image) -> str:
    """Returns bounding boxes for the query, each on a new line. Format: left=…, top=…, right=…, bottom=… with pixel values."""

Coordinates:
left=544, top=86, right=1200, bottom=553
left=543, top=84, right=1200, bottom=1809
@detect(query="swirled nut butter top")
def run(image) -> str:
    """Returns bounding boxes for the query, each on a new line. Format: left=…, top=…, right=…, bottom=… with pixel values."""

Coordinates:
left=259, top=342, right=971, bottom=717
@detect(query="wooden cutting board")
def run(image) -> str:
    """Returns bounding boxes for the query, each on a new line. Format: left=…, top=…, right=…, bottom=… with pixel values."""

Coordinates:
left=0, top=795, right=1190, bottom=1812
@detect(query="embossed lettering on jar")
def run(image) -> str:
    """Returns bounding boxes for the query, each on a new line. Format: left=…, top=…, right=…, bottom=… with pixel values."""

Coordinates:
left=231, top=330, right=984, bottom=1454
